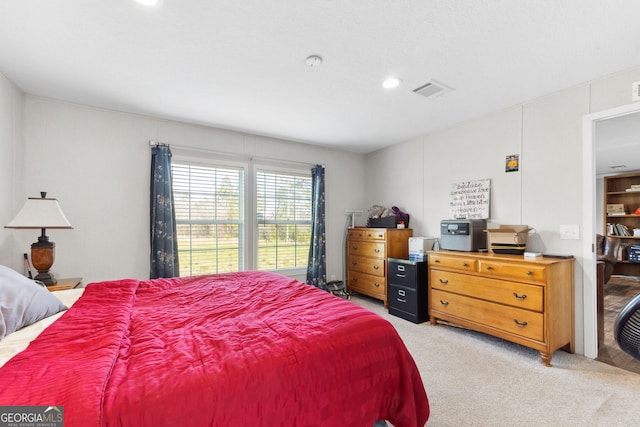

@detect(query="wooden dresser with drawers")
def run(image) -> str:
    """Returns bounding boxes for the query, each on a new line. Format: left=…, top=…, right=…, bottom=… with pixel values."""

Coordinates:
left=347, top=227, right=412, bottom=307
left=428, top=250, right=574, bottom=366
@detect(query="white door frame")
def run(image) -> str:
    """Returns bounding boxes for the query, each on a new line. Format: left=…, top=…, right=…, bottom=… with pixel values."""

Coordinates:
left=582, top=102, right=640, bottom=359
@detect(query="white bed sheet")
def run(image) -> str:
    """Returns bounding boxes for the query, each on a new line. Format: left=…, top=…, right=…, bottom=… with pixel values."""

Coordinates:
left=0, top=288, right=84, bottom=367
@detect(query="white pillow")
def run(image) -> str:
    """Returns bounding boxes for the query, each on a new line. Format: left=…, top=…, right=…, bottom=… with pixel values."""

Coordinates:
left=0, top=265, right=67, bottom=340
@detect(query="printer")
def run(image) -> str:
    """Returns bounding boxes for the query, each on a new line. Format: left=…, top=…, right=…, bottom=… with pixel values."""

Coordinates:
left=440, top=219, right=487, bottom=252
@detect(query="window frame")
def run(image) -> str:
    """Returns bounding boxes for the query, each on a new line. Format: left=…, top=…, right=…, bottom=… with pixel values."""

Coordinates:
left=171, top=149, right=312, bottom=276
left=253, top=162, right=313, bottom=276
left=171, top=151, right=249, bottom=276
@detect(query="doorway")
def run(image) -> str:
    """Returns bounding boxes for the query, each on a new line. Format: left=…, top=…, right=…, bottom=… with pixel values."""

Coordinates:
left=583, top=102, right=640, bottom=364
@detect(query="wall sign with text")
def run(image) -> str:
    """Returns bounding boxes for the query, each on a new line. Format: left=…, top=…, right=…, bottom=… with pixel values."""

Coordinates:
left=449, top=179, right=490, bottom=219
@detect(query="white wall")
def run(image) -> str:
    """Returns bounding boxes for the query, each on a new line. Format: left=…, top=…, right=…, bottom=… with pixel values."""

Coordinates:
left=10, top=97, right=365, bottom=284
left=5, top=65, right=640, bottom=355
left=363, top=65, right=640, bottom=356
left=0, top=73, right=24, bottom=268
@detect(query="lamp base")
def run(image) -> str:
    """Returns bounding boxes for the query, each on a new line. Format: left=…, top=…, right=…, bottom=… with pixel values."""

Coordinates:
left=35, top=271, right=57, bottom=286
left=31, top=234, right=56, bottom=286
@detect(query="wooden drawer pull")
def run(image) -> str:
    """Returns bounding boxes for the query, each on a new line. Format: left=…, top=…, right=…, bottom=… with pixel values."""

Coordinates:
left=439, top=300, right=449, bottom=306
left=374, top=283, right=381, bottom=288
left=351, top=246, right=358, bottom=250
left=513, top=319, right=528, bottom=327
left=513, top=292, right=527, bottom=300
left=374, top=248, right=381, bottom=253
left=486, top=266, right=493, bottom=270
left=351, top=261, right=357, bottom=266
left=373, top=265, right=379, bottom=270
left=439, top=278, right=449, bottom=285
left=434, top=259, right=441, bottom=263
left=527, top=271, right=533, bottom=276
left=463, top=263, right=469, bottom=267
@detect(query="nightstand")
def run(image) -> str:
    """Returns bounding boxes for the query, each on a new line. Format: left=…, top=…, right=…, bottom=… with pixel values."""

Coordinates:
left=47, top=277, right=83, bottom=292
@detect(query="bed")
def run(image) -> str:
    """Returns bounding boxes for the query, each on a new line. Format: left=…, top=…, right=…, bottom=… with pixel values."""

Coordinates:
left=0, top=269, right=429, bottom=426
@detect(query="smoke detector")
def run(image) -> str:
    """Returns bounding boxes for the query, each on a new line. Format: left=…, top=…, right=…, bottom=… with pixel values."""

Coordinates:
left=305, top=55, right=323, bottom=68
left=413, top=79, right=452, bottom=99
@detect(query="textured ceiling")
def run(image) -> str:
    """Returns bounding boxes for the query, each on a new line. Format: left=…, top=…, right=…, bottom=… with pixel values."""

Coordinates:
left=1, top=1, right=640, bottom=154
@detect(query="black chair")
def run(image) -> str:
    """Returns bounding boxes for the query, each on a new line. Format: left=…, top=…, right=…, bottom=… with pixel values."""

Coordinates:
left=614, top=293, right=640, bottom=360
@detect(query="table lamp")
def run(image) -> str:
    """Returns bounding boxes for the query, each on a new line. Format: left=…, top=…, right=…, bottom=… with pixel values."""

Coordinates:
left=4, top=192, right=73, bottom=285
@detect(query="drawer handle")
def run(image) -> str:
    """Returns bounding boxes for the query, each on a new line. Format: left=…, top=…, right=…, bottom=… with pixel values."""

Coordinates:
left=377, top=234, right=384, bottom=238
left=373, top=265, right=380, bottom=270
left=398, top=289, right=406, bottom=297
left=352, top=246, right=358, bottom=250
left=397, top=298, right=407, bottom=303
left=351, top=261, right=357, bottom=266
left=513, top=292, right=527, bottom=301
left=513, top=319, right=528, bottom=328
left=439, top=300, right=449, bottom=306
left=463, top=262, right=469, bottom=267
left=434, top=259, right=440, bottom=263
left=396, top=273, right=406, bottom=278
left=439, top=278, right=449, bottom=285
left=397, top=265, right=405, bottom=272
left=527, top=271, right=533, bottom=276
left=374, top=283, right=381, bottom=288
left=374, top=249, right=381, bottom=253
left=351, top=278, right=358, bottom=283
left=486, top=266, right=493, bottom=270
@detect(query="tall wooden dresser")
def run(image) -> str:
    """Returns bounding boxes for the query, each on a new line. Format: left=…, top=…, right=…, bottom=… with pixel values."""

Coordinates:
left=428, top=250, right=574, bottom=366
left=347, top=227, right=412, bottom=306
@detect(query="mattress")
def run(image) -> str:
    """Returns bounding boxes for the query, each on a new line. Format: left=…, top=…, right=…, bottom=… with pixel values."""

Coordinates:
left=0, top=288, right=84, bottom=367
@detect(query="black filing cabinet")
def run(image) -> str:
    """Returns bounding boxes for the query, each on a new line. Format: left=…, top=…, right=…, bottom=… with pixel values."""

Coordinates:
left=387, top=258, right=428, bottom=323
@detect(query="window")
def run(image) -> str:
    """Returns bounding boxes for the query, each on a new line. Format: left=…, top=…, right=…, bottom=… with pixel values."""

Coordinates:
left=171, top=158, right=312, bottom=276
left=256, top=170, right=312, bottom=271
left=172, top=162, right=244, bottom=276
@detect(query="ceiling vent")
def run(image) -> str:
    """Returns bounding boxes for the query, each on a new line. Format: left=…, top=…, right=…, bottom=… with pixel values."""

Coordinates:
left=413, top=80, right=452, bottom=99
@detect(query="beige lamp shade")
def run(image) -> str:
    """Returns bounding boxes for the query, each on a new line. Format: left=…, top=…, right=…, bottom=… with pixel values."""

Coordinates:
left=5, top=197, right=73, bottom=229
left=5, top=193, right=73, bottom=285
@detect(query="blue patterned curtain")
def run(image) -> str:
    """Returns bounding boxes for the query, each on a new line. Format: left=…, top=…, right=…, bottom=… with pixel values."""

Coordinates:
left=150, top=145, right=179, bottom=279
left=307, top=165, right=326, bottom=289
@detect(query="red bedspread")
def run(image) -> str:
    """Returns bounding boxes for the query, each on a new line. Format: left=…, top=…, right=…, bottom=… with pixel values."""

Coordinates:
left=0, top=271, right=429, bottom=426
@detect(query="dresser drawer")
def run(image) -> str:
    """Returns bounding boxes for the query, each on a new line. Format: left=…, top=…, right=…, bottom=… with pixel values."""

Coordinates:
left=431, top=289, right=544, bottom=341
left=429, top=254, right=478, bottom=272
left=348, top=255, right=385, bottom=276
left=348, top=241, right=386, bottom=259
left=348, top=271, right=386, bottom=296
left=347, top=229, right=365, bottom=240
left=477, top=260, right=547, bottom=283
left=430, top=270, right=543, bottom=312
left=363, top=228, right=387, bottom=240
left=388, top=260, right=417, bottom=287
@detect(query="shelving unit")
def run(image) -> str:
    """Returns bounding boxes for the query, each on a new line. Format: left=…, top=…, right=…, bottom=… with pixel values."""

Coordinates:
left=604, top=172, right=640, bottom=276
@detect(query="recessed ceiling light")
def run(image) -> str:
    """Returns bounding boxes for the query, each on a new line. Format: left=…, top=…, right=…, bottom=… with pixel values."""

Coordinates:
left=382, top=77, right=402, bottom=89
left=135, top=0, right=159, bottom=6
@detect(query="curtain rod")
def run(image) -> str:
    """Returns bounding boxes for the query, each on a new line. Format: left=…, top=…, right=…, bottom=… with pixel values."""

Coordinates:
left=148, top=140, right=324, bottom=169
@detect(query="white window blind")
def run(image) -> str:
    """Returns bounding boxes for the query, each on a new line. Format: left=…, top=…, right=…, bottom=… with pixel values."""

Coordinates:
left=172, top=162, right=244, bottom=276
left=256, top=170, right=312, bottom=271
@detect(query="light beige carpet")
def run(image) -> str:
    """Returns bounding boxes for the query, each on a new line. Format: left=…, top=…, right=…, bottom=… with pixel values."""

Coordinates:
left=350, top=294, right=640, bottom=427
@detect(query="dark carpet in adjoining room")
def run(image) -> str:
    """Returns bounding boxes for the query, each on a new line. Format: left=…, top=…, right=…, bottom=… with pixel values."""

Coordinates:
left=598, top=275, right=640, bottom=374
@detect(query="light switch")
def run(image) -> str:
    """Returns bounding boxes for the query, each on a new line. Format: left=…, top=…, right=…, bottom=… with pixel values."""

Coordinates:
left=560, top=224, right=580, bottom=240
